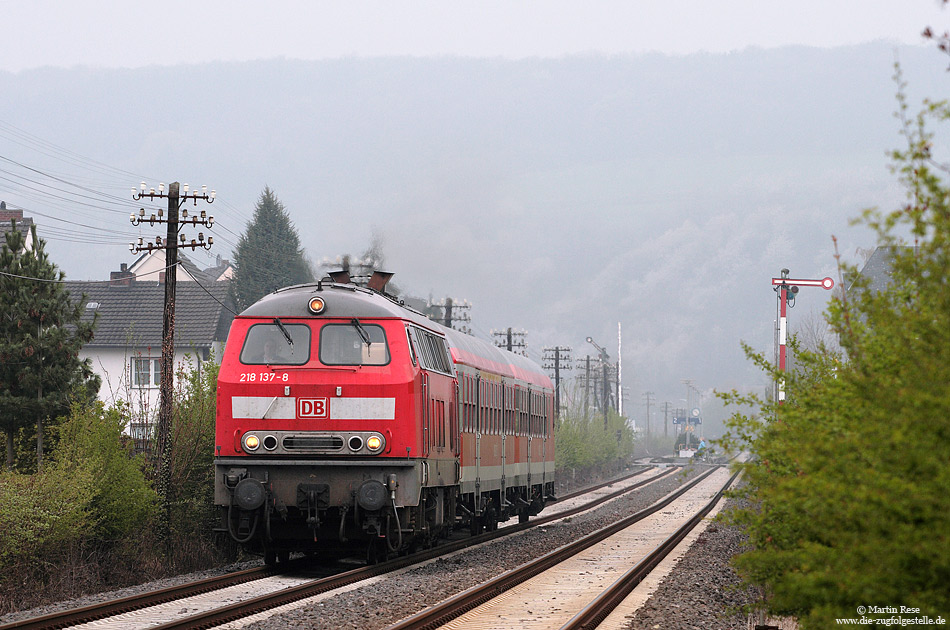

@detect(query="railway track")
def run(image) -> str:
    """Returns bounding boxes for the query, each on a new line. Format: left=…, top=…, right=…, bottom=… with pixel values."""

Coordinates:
left=387, top=465, right=737, bottom=630
left=0, top=463, right=679, bottom=630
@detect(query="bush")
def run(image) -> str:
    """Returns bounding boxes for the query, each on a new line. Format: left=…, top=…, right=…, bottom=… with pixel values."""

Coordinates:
left=53, top=401, right=157, bottom=540
left=556, top=407, right=634, bottom=470
left=0, top=467, right=95, bottom=567
left=166, top=358, right=219, bottom=546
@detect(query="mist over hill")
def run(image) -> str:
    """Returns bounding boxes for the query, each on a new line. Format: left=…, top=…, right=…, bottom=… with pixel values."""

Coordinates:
left=1, top=43, right=944, bottom=433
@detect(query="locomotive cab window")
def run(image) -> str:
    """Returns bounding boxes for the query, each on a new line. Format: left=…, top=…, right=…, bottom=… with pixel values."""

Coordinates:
left=240, top=322, right=311, bottom=365
left=320, top=322, right=390, bottom=366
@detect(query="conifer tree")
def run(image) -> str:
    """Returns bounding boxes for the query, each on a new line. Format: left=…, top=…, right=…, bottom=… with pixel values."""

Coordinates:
left=0, top=221, right=99, bottom=471
left=228, top=187, right=313, bottom=311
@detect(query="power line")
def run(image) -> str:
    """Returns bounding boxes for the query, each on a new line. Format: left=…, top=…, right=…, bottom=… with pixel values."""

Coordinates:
left=0, top=261, right=183, bottom=284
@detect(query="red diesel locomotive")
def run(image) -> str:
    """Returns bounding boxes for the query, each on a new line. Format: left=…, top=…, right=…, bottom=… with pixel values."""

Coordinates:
left=214, top=274, right=555, bottom=562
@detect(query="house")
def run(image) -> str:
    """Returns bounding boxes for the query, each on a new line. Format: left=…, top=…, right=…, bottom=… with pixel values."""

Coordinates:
left=0, top=203, right=36, bottom=253
left=125, top=248, right=234, bottom=284
left=852, top=245, right=906, bottom=294
left=67, top=259, right=235, bottom=440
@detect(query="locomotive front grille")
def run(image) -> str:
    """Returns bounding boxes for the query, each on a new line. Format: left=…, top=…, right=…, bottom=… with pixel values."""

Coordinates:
left=282, top=435, right=345, bottom=451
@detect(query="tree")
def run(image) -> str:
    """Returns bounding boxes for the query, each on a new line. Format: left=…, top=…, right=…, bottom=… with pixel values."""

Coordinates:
left=718, top=76, right=950, bottom=627
left=228, top=187, right=313, bottom=311
left=0, top=221, right=99, bottom=471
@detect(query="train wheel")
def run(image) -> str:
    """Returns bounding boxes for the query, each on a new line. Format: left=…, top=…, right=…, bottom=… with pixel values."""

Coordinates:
left=367, top=538, right=388, bottom=565
left=470, top=515, right=484, bottom=536
left=484, top=505, right=499, bottom=532
left=519, top=509, right=530, bottom=524
left=264, top=548, right=277, bottom=566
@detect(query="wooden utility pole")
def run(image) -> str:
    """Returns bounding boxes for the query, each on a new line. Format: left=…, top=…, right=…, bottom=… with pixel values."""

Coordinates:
left=492, top=327, right=527, bottom=356
left=542, top=346, right=572, bottom=420
left=431, top=296, right=471, bottom=333
left=157, top=182, right=179, bottom=512
left=643, top=391, right=655, bottom=439
left=131, top=181, right=215, bottom=536
left=584, top=355, right=591, bottom=418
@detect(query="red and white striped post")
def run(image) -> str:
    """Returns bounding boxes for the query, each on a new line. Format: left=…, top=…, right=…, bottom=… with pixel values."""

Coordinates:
left=771, top=271, right=835, bottom=402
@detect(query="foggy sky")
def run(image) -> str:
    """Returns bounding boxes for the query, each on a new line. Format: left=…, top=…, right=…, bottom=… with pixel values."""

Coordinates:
left=1, top=3, right=948, bottom=437
left=0, top=1, right=945, bottom=72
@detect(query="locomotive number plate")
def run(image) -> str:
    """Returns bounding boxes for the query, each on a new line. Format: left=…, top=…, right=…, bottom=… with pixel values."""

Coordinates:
left=238, top=372, right=289, bottom=382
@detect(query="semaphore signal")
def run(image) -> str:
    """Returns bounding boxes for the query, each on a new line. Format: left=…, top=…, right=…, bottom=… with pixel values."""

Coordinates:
left=771, top=268, right=835, bottom=403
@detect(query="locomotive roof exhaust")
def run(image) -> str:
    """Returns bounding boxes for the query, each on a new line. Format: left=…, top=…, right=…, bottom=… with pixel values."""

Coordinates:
left=367, top=271, right=394, bottom=292
left=325, top=269, right=394, bottom=293
left=328, top=270, right=350, bottom=284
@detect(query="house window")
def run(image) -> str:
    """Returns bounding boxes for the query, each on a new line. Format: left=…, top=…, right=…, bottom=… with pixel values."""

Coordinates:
left=132, top=357, right=161, bottom=388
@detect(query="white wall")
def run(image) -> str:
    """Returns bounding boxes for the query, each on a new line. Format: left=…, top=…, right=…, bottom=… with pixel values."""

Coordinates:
left=81, top=345, right=214, bottom=437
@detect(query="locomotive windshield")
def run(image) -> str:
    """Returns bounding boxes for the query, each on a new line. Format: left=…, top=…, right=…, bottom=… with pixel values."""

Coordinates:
left=239, top=323, right=311, bottom=365
left=320, top=322, right=390, bottom=366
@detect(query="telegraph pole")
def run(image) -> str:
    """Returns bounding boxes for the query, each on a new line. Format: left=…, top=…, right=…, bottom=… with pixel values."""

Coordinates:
left=430, top=297, right=472, bottom=333
left=131, top=181, right=215, bottom=536
left=492, top=327, right=527, bottom=356
left=583, top=355, right=591, bottom=417
left=542, top=345, right=572, bottom=420
left=662, top=401, right=671, bottom=438
left=643, top=391, right=655, bottom=440
left=586, top=336, right=611, bottom=429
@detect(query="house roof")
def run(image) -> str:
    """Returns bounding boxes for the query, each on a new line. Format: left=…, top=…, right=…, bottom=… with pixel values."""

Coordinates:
left=1, top=207, right=36, bottom=249
left=853, top=245, right=916, bottom=294
left=65, top=280, right=235, bottom=349
left=126, top=249, right=233, bottom=284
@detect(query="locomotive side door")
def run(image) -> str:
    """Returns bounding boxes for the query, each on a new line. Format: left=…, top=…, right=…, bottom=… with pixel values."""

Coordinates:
left=422, top=371, right=430, bottom=457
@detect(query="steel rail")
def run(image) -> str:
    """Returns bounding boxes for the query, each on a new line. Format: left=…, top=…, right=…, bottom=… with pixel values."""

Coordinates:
left=0, top=565, right=284, bottom=630
left=145, top=466, right=683, bottom=630
left=561, top=468, right=742, bottom=630
left=385, top=465, right=722, bottom=630
left=1, top=464, right=681, bottom=630
left=552, top=463, right=655, bottom=503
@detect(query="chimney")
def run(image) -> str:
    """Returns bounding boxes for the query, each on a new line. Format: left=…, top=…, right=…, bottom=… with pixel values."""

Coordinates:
left=109, top=262, right=135, bottom=287
left=0, top=203, right=23, bottom=223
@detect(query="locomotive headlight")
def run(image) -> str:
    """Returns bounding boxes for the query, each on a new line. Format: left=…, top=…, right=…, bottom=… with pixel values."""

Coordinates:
left=308, top=296, right=326, bottom=314
left=243, top=434, right=261, bottom=451
left=366, top=435, right=384, bottom=453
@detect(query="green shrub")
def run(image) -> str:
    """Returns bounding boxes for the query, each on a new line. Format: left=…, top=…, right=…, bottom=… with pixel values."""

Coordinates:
left=0, top=467, right=95, bottom=566
left=52, top=401, right=157, bottom=540
left=167, top=358, right=218, bottom=541
left=556, top=407, right=634, bottom=470
left=719, top=80, right=950, bottom=627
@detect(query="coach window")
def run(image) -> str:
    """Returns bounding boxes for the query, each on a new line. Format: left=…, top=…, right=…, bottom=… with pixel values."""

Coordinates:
left=320, top=323, right=390, bottom=366
left=240, top=323, right=311, bottom=365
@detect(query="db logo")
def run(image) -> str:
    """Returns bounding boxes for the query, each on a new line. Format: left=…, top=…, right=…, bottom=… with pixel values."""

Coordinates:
left=298, top=398, right=329, bottom=419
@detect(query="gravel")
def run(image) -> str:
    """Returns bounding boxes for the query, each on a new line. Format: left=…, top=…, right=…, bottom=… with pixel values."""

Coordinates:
left=621, top=497, right=758, bottom=630
left=1, top=464, right=760, bottom=630
left=239, top=464, right=720, bottom=630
